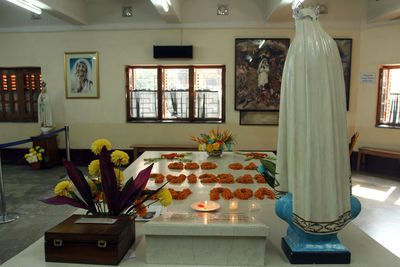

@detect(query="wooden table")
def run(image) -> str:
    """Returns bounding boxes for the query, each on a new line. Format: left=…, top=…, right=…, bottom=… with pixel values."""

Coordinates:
left=356, top=147, right=400, bottom=171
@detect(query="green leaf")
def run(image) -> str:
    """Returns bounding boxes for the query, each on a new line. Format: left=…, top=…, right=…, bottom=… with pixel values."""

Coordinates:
left=260, top=158, right=276, bottom=175
left=199, top=135, right=208, bottom=142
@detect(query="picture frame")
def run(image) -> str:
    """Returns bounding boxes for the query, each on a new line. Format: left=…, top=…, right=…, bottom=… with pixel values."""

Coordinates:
left=334, top=39, right=352, bottom=110
left=64, top=52, right=99, bottom=99
left=235, top=38, right=290, bottom=111
left=240, top=111, right=279, bottom=125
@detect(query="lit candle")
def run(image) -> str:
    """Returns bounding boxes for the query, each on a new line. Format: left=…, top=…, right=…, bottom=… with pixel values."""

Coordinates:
left=250, top=201, right=259, bottom=211
left=229, top=199, right=238, bottom=210
left=203, top=213, right=208, bottom=225
left=204, top=201, right=208, bottom=210
left=230, top=214, right=237, bottom=224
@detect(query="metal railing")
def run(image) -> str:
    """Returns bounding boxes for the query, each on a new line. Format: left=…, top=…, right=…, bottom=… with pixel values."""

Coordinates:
left=0, top=126, right=70, bottom=224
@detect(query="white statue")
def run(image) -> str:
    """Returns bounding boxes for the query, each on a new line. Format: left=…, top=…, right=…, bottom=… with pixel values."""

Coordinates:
left=257, top=57, right=269, bottom=88
left=38, top=81, right=53, bottom=133
left=276, top=7, right=351, bottom=234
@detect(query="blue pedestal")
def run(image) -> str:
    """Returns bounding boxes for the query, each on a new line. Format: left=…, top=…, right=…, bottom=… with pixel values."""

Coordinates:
left=276, top=193, right=361, bottom=264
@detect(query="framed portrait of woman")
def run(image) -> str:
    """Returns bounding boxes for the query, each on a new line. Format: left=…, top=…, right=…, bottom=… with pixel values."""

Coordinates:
left=64, top=52, right=99, bottom=99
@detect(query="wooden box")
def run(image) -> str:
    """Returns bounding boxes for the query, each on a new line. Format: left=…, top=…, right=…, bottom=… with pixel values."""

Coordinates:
left=45, top=215, right=135, bottom=265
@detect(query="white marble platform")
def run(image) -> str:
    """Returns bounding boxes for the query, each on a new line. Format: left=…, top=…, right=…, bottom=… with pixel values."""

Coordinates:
left=144, top=212, right=268, bottom=265
left=126, top=151, right=272, bottom=265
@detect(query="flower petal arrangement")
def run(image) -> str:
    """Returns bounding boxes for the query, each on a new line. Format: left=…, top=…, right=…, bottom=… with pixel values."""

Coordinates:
left=190, top=127, right=234, bottom=153
left=41, top=139, right=172, bottom=216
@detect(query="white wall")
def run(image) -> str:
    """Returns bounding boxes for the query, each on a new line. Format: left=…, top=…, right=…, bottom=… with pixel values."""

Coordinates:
left=354, top=23, right=400, bottom=150
left=0, top=27, right=360, bottom=150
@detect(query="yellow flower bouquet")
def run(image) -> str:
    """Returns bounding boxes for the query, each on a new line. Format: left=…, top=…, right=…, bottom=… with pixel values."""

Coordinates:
left=190, top=127, right=234, bottom=157
left=24, top=146, right=46, bottom=164
left=41, top=139, right=172, bottom=216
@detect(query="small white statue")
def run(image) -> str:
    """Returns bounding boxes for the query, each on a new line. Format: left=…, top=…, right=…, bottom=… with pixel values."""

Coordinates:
left=38, top=81, right=53, bottom=133
left=257, top=57, right=269, bottom=88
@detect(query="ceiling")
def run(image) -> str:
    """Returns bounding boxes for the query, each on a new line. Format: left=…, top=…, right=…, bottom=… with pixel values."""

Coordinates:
left=0, top=0, right=399, bottom=33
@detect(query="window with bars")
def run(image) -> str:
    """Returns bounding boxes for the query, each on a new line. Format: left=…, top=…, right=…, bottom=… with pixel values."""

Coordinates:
left=0, top=68, right=41, bottom=122
left=376, top=65, right=400, bottom=128
left=126, top=65, right=225, bottom=122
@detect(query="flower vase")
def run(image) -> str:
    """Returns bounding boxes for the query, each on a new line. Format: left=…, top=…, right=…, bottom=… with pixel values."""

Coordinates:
left=207, top=150, right=222, bottom=157
left=31, top=162, right=41, bottom=170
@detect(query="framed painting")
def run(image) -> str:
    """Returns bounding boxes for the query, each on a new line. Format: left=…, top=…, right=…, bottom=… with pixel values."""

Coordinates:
left=240, top=111, right=279, bottom=125
left=235, top=38, right=290, bottom=111
left=334, top=39, right=352, bottom=110
left=64, top=52, right=99, bottom=99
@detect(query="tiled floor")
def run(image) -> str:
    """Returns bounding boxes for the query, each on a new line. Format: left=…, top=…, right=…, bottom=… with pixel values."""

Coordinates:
left=0, top=164, right=399, bottom=264
left=351, top=172, right=400, bottom=258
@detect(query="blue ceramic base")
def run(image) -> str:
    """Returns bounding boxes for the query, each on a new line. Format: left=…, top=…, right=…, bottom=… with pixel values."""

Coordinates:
left=276, top=193, right=361, bottom=264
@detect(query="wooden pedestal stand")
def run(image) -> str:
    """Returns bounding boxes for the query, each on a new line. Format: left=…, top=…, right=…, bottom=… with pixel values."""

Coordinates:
left=33, top=135, right=60, bottom=168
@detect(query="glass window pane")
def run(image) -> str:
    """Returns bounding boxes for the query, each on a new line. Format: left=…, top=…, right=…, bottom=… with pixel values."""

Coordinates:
left=13, top=91, right=18, bottom=100
left=32, top=90, right=38, bottom=100
left=131, top=68, right=158, bottom=118
left=194, top=68, right=222, bottom=119
left=162, top=68, right=189, bottom=119
left=390, top=69, right=400, bottom=94
left=378, top=67, right=400, bottom=126
left=4, top=91, right=9, bottom=101
left=5, top=103, right=10, bottom=114
left=25, top=102, right=30, bottom=114
left=14, top=102, right=18, bottom=114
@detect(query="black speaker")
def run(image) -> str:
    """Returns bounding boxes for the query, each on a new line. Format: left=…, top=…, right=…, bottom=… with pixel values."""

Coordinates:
left=153, top=45, right=193, bottom=59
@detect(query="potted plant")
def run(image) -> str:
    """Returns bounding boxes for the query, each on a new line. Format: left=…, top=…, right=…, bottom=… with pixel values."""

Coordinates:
left=24, top=146, right=46, bottom=170
left=40, top=139, right=172, bottom=265
left=42, top=138, right=171, bottom=215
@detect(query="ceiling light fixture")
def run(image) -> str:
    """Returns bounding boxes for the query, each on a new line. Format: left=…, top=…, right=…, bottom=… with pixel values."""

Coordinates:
left=150, top=0, right=171, bottom=13
left=122, top=6, right=133, bottom=17
left=217, top=4, right=229, bottom=16
left=161, top=0, right=171, bottom=12
left=6, top=0, right=42, bottom=15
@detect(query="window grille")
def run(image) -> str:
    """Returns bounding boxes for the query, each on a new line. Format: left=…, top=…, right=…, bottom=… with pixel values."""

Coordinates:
left=126, top=65, right=225, bottom=122
left=0, top=68, right=41, bottom=121
left=376, top=65, right=400, bottom=128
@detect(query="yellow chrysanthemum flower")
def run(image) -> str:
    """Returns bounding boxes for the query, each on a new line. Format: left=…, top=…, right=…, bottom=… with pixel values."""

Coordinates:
left=86, top=179, right=97, bottom=197
left=206, top=144, right=213, bottom=152
left=54, top=181, right=73, bottom=197
left=35, top=146, right=40, bottom=150
left=91, top=139, right=112, bottom=155
left=114, top=169, right=125, bottom=184
left=157, top=188, right=172, bottom=207
left=212, top=142, right=220, bottom=150
left=111, top=150, right=129, bottom=166
left=88, top=160, right=100, bottom=177
left=29, top=148, right=35, bottom=153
